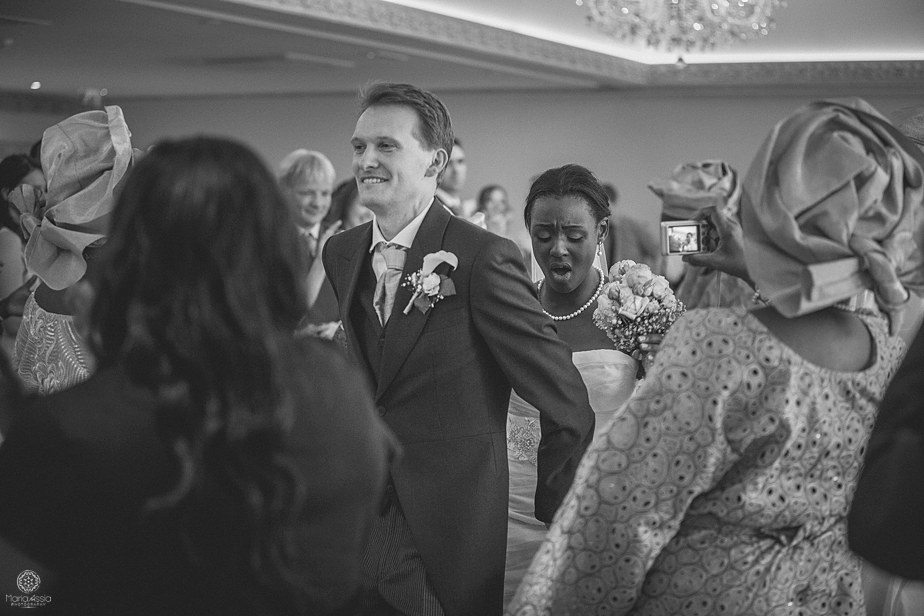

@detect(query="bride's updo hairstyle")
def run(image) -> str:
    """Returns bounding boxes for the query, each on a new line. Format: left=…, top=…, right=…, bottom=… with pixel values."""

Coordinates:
left=87, top=136, right=310, bottom=611
left=524, top=164, right=611, bottom=227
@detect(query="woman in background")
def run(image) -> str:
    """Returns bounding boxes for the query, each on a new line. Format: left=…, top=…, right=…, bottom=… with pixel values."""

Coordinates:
left=8, top=107, right=134, bottom=394
left=0, top=136, right=394, bottom=615
left=0, top=154, right=42, bottom=356
left=476, top=184, right=511, bottom=237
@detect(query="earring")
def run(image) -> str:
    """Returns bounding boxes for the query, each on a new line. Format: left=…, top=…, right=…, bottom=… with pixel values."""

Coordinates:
left=596, top=243, right=603, bottom=256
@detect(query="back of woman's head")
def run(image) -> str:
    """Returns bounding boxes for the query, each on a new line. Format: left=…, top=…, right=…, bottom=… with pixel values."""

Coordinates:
left=91, top=136, right=304, bottom=371
left=524, top=164, right=610, bottom=226
left=89, top=136, right=313, bottom=612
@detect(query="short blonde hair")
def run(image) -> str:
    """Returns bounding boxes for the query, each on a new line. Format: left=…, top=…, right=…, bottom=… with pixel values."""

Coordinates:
left=278, top=149, right=335, bottom=188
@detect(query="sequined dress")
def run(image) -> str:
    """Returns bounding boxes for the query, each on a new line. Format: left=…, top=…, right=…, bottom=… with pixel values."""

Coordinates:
left=507, top=306, right=904, bottom=616
left=505, top=348, right=639, bottom=606
left=13, top=292, right=94, bottom=396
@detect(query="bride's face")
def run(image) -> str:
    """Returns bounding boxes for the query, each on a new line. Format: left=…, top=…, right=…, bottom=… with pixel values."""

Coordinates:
left=530, top=194, right=603, bottom=295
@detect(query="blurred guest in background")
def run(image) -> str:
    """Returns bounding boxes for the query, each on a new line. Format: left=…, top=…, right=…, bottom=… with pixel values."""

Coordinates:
left=476, top=184, right=511, bottom=237
left=601, top=182, right=662, bottom=275
left=0, top=153, right=45, bottom=201
left=0, top=154, right=41, bottom=356
left=436, top=137, right=475, bottom=217
left=0, top=136, right=395, bottom=616
left=325, top=178, right=373, bottom=231
left=278, top=149, right=340, bottom=336
left=8, top=106, right=136, bottom=395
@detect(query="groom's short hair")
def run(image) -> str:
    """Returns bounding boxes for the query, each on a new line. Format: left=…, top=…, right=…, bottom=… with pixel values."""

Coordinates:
left=359, top=82, right=454, bottom=157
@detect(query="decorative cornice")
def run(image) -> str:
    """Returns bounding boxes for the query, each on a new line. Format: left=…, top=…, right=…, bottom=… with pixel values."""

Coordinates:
left=648, top=59, right=924, bottom=87
left=222, top=0, right=649, bottom=84
left=216, top=0, right=924, bottom=89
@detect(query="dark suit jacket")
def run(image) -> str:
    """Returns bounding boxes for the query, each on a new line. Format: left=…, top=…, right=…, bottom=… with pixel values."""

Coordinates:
left=0, top=340, right=394, bottom=615
left=300, top=222, right=340, bottom=324
left=323, top=202, right=595, bottom=616
left=849, top=323, right=924, bottom=581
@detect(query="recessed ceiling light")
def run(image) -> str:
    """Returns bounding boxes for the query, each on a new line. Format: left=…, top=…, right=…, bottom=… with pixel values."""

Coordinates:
left=29, top=81, right=40, bottom=90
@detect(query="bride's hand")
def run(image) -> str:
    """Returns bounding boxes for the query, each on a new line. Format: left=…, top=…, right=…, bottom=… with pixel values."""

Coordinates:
left=636, top=334, right=663, bottom=373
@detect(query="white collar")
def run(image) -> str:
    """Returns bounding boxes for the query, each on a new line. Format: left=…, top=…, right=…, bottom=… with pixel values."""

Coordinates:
left=369, top=198, right=434, bottom=253
left=298, top=222, right=321, bottom=239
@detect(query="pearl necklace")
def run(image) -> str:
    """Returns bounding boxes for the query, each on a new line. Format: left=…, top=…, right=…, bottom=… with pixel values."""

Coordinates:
left=538, top=266, right=606, bottom=321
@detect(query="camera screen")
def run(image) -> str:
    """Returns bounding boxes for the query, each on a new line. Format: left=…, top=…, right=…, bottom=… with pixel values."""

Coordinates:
left=666, top=224, right=700, bottom=254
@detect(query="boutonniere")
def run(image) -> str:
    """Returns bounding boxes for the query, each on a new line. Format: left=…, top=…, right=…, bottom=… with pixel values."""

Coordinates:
left=402, top=250, right=458, bottom=315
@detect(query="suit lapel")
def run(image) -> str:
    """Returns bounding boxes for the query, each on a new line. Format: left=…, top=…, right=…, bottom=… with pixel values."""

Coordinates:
left=376, top=203, right=451, bottom=400
left=340, top=223, right=374, bottom=374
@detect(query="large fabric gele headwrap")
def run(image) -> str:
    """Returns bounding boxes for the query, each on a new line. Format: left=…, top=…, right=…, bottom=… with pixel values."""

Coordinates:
left=14, top=105, right=135, bottom=290
left=740, top=98, right=924, bottom=333
left=649, top=159, right=741, bottom=220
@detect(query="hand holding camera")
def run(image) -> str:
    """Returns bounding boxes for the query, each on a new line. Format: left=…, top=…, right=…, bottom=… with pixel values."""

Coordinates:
left=681, top=206, right=753, bottom=287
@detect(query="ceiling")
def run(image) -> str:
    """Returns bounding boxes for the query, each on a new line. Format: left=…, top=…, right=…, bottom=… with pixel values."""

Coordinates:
left=1, top=0, right=923, bottom=108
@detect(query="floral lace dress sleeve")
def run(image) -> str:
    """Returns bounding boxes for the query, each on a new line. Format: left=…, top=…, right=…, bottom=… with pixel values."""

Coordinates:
left=507, top=307, right=748, bottom=615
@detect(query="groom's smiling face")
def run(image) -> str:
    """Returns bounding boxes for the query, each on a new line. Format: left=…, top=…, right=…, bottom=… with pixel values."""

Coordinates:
left=351, top=105, right=439, bottom=217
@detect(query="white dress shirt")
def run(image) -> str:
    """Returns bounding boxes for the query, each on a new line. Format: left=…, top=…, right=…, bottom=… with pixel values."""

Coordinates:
left=369, top=199, right=434, bottom=279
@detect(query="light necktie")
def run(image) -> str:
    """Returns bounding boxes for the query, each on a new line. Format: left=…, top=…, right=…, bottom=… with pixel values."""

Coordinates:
left=307, top=233, right=319, bottom=259
left=374, top=243, right=406, bottom=325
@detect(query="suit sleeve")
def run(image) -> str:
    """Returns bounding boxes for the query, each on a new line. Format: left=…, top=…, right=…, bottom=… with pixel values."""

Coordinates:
left=320, top=238, right=340, bottom=304
left=470, top=236, right=595, bottom=522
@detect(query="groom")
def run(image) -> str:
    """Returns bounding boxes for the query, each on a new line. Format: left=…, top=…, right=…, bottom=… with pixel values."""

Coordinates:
left=323, top=83, right=595, bottom=616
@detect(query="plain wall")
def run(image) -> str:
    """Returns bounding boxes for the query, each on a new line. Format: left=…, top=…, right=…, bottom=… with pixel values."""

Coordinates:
left=5, top=86, right=922, bottom=243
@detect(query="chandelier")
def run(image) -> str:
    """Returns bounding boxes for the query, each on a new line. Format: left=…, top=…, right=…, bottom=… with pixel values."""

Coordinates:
left=581, top=0, right=787, bottom=53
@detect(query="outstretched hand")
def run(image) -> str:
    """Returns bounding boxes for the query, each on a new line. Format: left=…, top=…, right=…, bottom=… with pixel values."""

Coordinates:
left=683, top=206, right=753, bottom=287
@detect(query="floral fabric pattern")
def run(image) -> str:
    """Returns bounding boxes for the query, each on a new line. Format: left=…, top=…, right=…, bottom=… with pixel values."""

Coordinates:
left=508, top=306, right=904, bottom=616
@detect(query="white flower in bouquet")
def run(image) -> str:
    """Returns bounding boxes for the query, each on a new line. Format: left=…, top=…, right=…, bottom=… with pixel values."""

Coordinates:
left=593, top=259, right=686, bottom=356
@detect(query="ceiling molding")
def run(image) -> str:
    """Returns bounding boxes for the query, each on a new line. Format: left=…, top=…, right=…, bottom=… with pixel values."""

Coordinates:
left=219, top=0, right=924, bottom=89
left=648, top=59, right=924, bottom=87
left=221, top=0, right=650, bottom=85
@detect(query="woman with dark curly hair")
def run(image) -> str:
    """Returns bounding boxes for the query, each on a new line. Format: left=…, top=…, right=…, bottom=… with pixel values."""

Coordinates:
left=0, top=136, right=394, bottom=616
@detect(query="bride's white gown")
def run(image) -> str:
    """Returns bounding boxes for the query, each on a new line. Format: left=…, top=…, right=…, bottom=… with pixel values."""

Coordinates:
left=504, top=348, right=638, bottom=605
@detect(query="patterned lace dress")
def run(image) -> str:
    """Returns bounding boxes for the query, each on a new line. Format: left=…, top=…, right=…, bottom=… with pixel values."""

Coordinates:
left=505, top=349, right=639, bottom=607
left=13, top=292, right=94, bottom=396
left=507, top=306, right=904, bottom=616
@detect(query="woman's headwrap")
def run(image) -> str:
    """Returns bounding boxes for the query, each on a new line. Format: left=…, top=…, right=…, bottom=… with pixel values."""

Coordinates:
left=8, top=105, right=134, bottom=290
left=740, top=98, right=924, bottom=333
left=649, top=159, right=742, bottom=220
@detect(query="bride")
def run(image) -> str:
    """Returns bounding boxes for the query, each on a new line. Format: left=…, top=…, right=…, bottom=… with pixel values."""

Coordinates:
left=505, top=164, right=657, bottom=604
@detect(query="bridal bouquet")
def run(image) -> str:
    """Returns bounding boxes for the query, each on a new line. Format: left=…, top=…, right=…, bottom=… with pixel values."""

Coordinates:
left=593, top=259, right=685, bottom=356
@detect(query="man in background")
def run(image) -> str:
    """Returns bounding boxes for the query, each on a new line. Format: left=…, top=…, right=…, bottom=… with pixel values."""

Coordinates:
left=278, top=149, right=340, bottom=328
left=602, top=182, right=663, bottom=274
left=435, top=137, right=474, bottom=217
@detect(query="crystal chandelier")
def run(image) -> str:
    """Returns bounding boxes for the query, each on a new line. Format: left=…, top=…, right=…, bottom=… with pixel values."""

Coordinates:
left=582, top=0, right=786, bottom=53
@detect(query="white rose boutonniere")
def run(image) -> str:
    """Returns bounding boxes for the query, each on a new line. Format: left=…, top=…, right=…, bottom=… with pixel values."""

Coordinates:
left=403, top=250, right=458, bottom=315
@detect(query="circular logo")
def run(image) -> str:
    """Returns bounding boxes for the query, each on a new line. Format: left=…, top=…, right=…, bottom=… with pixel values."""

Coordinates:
left=16, top=570, right=40, bottom=594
